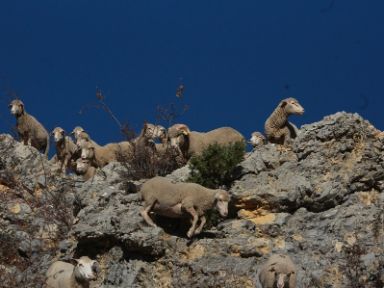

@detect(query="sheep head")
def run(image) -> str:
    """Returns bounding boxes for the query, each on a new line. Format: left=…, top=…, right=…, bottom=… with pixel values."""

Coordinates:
left=214, top=190, right=230, bottom=217
left=76, top=158, right=90, bottom=174
left=71, top=126, right=86, bottom=139
left=168, top=123, right=190, bottom=148
left=9, top=99, right=24, bottom=116
left=280, top=98, right=304, bottom=116
left=144, top=123, right=167, bottom=141
left=81, top=144, right=95, bottom=160
left=72, top=256, right=100, bottom=282
left=249, top=131, right=265, bottom=147
left=51, top=127, right=65, bottom=143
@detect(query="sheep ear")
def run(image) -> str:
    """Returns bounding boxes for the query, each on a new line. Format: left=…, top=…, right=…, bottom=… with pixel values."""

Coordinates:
left=280, top=100, right=287, bottom=108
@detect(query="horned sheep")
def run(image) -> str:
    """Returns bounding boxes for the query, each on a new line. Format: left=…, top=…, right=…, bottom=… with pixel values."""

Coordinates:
left=9, top=99, right=50, bottom=156
left=264, top=98, right=304, bottom=145
left=258, top=254, right=297, bottom=288
left=140, top=176, right=230, bottom=238
left=45, top=256, right=100, bottom=288
left=51, top=127, right=78, bottom=174
left=167, top=124, right=245, bottom=159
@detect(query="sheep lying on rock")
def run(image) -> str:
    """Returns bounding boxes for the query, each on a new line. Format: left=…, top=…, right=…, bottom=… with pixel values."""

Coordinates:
left=168, top=124, right=245, bottom=158
left=51, top=127, right=78, bottom=174
left=258, top=254, right=297, bottom=288
left=46, top=256, right=100, bottom=288
left=81, top=140, right=134, bottom=168
left=264, top=98, right=304, bottom=145
left=75, top=158, right=97, bottom=181
left=140, top=176, right=230, bottom=238
left=9, top=99, right=50, bottom=156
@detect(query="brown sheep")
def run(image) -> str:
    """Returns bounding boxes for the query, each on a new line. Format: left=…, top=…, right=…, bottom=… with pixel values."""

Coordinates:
left=51, top=127, right=78, bottom=174
left=140, top=176, right=230, bottom=238
left=168, top=124, right=245, bottom=159
left=9, top=99, right=50, bottom=156
left=258, top=254, right=297, bottom=288
left=45, top=256, right=100, bottom=288
left=264, top=98, right=304, bottom=145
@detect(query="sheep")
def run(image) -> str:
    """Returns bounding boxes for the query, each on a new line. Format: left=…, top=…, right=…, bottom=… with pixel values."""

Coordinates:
left=9, top=99, right=50, bottom=156
left=167, top=124, right=245, bottom=159
left=51, top=127, right=78, bottom=174
left=258, top=254, right=297, bottom=288
left=249, top=131, right=266, bottom=148
left=75, top=158, right=97, bottom=181
left=81, top=140, right=134, bottom=168
left=71, top=126, right=99, bottom=150
left=45, top=256, right=100, bottom=288
left=140, top=176, right=230, bottom=238
left=264, top=98, right=304, bottom=145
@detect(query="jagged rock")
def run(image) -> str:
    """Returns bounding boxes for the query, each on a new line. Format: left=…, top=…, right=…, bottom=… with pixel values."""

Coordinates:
left=0, top=112, right=383, bottom=288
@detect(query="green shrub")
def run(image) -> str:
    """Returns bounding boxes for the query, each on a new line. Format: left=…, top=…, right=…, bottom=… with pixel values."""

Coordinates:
left=188, top=141, right=245, bottom=189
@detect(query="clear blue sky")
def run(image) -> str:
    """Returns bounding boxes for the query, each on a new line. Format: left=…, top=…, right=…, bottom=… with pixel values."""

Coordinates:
left=0, top=1, right=383, bottom=148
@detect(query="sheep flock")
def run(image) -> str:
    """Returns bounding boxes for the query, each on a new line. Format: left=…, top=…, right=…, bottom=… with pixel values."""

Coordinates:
left=6, top=98, right=306, bottom=287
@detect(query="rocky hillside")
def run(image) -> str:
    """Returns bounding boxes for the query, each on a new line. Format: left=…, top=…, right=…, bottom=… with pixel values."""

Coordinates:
left=0, top=112, right=383, bottom=288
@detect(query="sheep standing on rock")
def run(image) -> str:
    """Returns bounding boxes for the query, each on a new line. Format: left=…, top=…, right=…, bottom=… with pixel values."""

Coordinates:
left=51, top=127, right=78, bottom=174
left=168, top=124, right=245, bottom=159
left=264, top=98, right=304, bottom=145
left=9, top=99, right=50, bottom=156
left=45, top=256, right=100, bottom=288
left=258, top=254, right=297, bottom=288
left=140, top=176, right=230, bottom=238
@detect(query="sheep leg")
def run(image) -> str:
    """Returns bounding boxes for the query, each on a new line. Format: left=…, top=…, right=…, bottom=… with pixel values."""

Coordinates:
left=185, top=207, right=199, bottom=238
left=193, top=215, right=206, bottom=235
left=140, top=202, right=157, bottom=227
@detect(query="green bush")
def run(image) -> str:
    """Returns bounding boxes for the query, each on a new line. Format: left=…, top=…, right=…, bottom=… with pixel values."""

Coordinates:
left=188, top=141, right=245, bottom=189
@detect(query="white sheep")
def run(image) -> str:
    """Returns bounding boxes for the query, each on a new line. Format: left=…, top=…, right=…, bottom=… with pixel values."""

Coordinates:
left=167, top=124, right=245, bottom=159
left=51, top=127, right=78, bottom=174
left=258, top=254, right=297, bottom=288
left=9, top=99, right=50, bottom=156
left=45, top=256, right=100, bottom=288
left=75, top=158, right=97, bottom=181
left=140, top=176, right=230, bottom=238
left=249, top=131, right=266, bottom=148
left=264, top=98, right=304, bottom=145
left=81, top=140, right=134, bottom=168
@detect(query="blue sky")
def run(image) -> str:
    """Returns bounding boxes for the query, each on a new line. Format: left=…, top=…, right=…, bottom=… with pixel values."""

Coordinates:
left=0, top=1, right=383, bottom=150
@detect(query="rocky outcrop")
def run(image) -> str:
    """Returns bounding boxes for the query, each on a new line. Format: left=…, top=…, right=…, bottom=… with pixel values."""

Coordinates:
left=0, top=112, right=383, bottom=287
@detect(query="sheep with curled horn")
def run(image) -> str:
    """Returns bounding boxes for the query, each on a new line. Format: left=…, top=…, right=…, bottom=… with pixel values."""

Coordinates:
left=167, top=124, right=245, bottom=159
left=264, top=98, right=304, bottom=145
left=258, top=254, right=297, bottom=288
left=45, top=256, right=100, bottom=288
left=9, top=99, right=50, bottom=156
left=140, top=176, right=230, bottom=238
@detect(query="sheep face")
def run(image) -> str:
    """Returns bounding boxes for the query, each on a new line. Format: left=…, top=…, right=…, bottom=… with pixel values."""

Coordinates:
left=76, top=159, right=89, bottom=174
left=215, top=190, right=230, bottom=217
left=81, top=146, right=95, bottom=160
left=72, top=256, right=99, bottom=282
left=145, top=124, right=167, bottom=141
left=9, top=100, right=24, bottom=116
left=249, top=132, right=265, bottom=147
left=280, top=98, right=304, bottom=116
left=169, top=125, right=189, bottom=148
left=52, top=127, right=65, bottom=142
left=72, top=126, right=85, bottom=138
